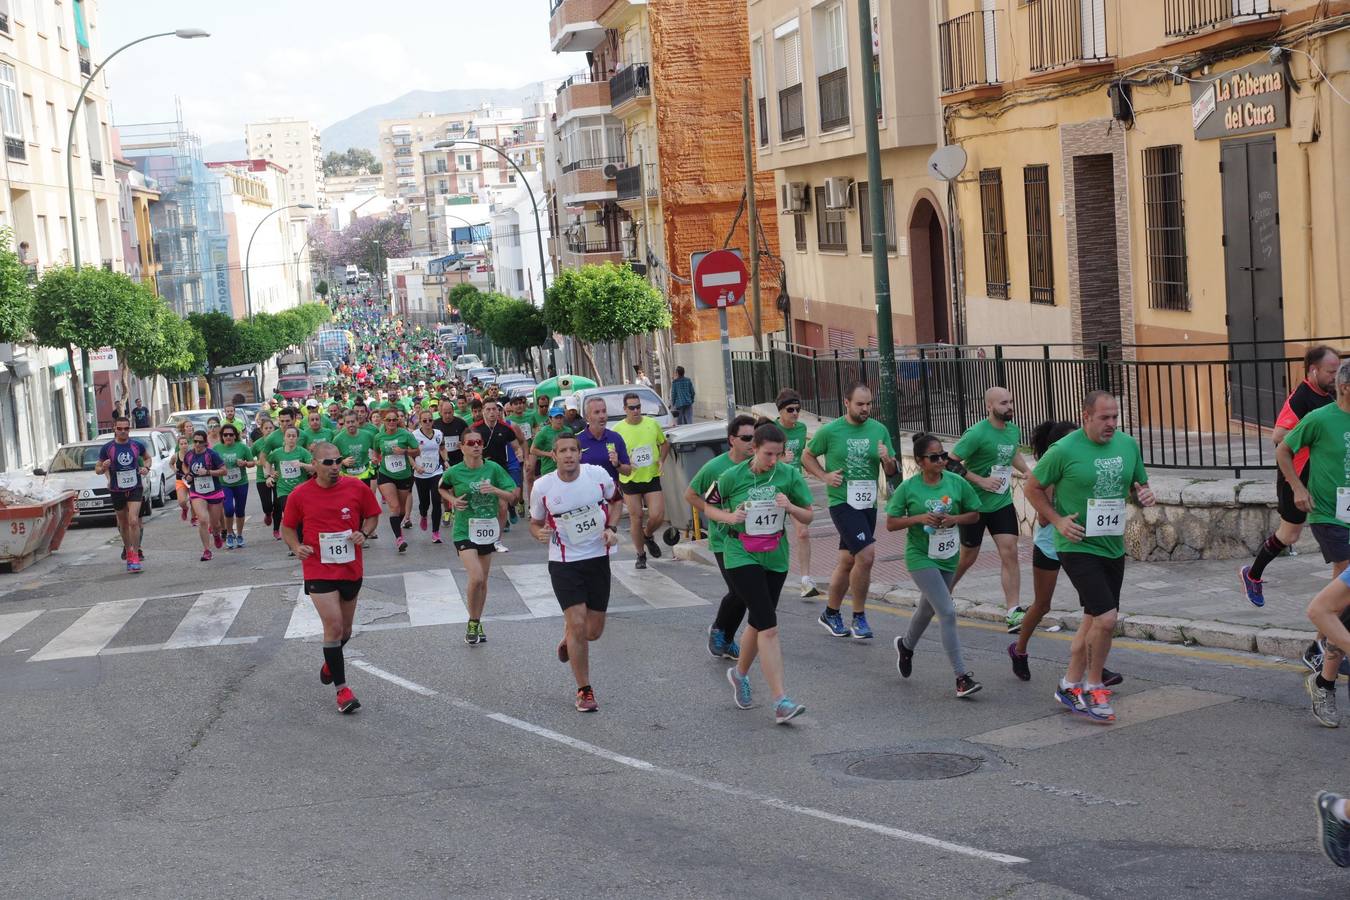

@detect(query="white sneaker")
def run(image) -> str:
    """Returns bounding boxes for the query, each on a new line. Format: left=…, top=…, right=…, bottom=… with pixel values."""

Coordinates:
left=494, top=541, right=511, bottom=553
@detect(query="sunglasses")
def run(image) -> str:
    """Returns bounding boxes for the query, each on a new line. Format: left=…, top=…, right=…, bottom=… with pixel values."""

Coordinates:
left=318, top=457, right=342, bottom=466
left=192, top=439, right=205, bottom=445
left=222, top=431, right=237, bottom=438
left=781, top=406, right=800, bottom=414
left=920, top=452, right=950, bottom=463
left=463, top=440, right=484, bottom=447
left=734, top=434, right=754, bottom=442
left=114, top=426, right=130, bottom=431
left=625, top=405, right=641, bottom=411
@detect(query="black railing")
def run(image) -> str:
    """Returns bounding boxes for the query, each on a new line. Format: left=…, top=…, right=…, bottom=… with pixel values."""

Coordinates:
left=818, top=68, right=850, bottom=131
left=730, top=336, right=1350, bottom=472
left=549, top=0, right=565, bottom=14
left=615, top=164, right=657, bottom=201
left=556, top=69, right=597, bottom=95
left=757, top=96, right=768, bottom=146
left=1028, top=0, right=1111, bottom=72
left=4, top=136, right=24, bottom=162
left=0, top=12, right=10, bottom=34
left=939, top=10, right=999, bottom=92
left=566, top=238, right=623, bottom=254
left=560, top=155, right=626, bottom=174
left=1164, top=0, right=1275, bottom=37
left=779, top=84, right=804, bottom=141
left=90, top=159, right=103, bottom=177
left=610, top=63, right=650, bottom=108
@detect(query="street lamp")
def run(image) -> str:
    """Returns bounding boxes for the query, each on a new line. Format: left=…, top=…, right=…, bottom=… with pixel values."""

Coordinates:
left=244, top=203, right=314, bottom=318
left=66, top=27, right=210, bottom=437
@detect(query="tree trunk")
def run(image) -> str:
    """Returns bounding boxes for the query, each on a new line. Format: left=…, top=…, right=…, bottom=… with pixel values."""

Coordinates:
left=577, top=342, right=602, bottom=384
left=618, top=339, right=630, bottom=385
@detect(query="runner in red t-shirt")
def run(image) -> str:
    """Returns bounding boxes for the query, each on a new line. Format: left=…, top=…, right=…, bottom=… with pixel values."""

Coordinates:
left=281, top=440, right=382, bottom=714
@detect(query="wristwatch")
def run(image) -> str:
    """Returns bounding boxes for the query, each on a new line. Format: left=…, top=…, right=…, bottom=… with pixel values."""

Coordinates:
left=605, top=525, right=618, bottom=534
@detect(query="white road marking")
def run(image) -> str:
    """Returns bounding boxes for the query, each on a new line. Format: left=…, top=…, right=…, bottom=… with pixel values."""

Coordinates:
left=403, top=569, right=467, bottom=626
left=30, top=598, right=147, bottom=661
left=502, top=564, right=563, bottom=618
left=0, top=610, right=42, bottom=645
left=163, top=588, right=250, bottom=649
left=612, top=565, right=707, bottom=609
left=284, top=587, right=325, bottom=639
left=353, top=659, right=1028, bottom=866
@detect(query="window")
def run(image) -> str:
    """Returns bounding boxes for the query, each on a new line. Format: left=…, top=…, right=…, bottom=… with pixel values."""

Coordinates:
left=979, top=169, right=1009, bottom=299
left=0, top=62, right=23, bottom=160
left=813, top=1, right=849, bottom=131
left=814, top=186, right=847, bottom=252
left=21, top=93, right=33, bottom=143
left=0, top=0, right=10, bottom=35
left=857, top=180, right=895, bottom=252
left=1023, top=164, right=1054, bottom=304
left=793, top=212, right=806, bottom=251
left=774, top=20, right=804, bottom=141
left=1142, top=145, right=1188, bottom=311
left=751, top=38, right=768, bottom=147
left=45, top=101, right=55, bottom=147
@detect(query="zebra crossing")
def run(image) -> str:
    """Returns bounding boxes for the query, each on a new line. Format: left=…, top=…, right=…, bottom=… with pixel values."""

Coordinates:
left=8, top=564, right=712, bottom=662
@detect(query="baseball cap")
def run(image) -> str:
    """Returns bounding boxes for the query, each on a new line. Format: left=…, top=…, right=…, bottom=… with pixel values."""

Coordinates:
left=305, top=398, right=319, bottom=408
left=549, top=404, right=566, bottom=418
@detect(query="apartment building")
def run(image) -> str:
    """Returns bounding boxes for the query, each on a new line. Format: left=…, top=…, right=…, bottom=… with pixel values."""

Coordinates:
left=747, top=0, right=942, bottom=350
left=377, top=110, right=477, bottom=202
left=936, top=0, right=1349, bottom=405
left=207, top=159, right=305, bottom=318
left=244, top=117, right=326, bottom=210
left=490, top=170, right=553, bottom=302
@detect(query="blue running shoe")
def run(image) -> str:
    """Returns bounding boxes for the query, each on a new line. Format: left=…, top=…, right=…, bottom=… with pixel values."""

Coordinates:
left=236, top=535, right=245, bottom=549
left=727, top=666, right=753, bottom=709
left=1316, top=791, right=1350, bottom=868
left=818, top=608, right=849, bottom=637
left=707, top=626, right=730, bottom=659
left=1239, top=565, right=1265, bottom=608
left=724, top=635, right=740, bottom=661
left=774, top=697, right=806, bottom=724
left=225, top=532, right=236, bottom=550
left=851, top=612, right=874, bottom=640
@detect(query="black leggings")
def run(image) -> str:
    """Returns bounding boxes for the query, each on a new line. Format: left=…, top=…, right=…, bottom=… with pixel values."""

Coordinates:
left=415, top=474, right=443, bottom=524
left=257, top=481, right=275, bottom=520
left=723, top=564, right=788, bottom=632
left=712, top=552, right=746, bottom=636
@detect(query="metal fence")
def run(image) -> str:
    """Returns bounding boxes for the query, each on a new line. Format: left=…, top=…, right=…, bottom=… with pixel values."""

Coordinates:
left=731, top=337, right=1350, bottom=473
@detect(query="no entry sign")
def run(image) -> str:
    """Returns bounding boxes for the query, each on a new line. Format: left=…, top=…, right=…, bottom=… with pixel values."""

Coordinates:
left=691, top=249, right=748, bottom=309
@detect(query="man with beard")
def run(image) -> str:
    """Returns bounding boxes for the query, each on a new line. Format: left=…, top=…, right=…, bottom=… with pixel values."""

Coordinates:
left=948, top=387, right=1031, bottom=634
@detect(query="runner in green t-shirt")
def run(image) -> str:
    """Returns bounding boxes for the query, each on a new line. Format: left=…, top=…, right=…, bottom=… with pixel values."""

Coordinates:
left=774, top=389, right=816, bottom=599
left=949, top=387, right=1031, bottom=633
left=612, top=392, right=669, bottom=569
left=1025, top=390, right=1154, bottom=724
left=300, top=410, right=335, bottom=447
left=213, top=426, right=256, bottom=549
left=266, top=427, right=314, bottom=542
left=703, top=420, right=813, bottom=725
left=531, top=405, right=569, bottom=476
left=333, top=411, right=376, bottom=482
left=370, top=407, right=420, bottom=550
left=884, top=433, right=982, bottom=697
left=686, top=414, right=758, bottom=659
left=801, top=382, right=897, bottom=640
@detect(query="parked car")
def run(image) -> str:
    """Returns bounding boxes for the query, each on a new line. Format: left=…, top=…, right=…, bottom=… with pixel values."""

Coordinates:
left=467, top=367, right=497, bottom=386
left=568, top=385, right=674, bottom=429
left=167, top=409, right=222, bottom=432
left=234, top=402, right=264, bottom=424
left=308, top=360, right=335, bottom=381
left=453, top=353, right=482, bottom=374
left=495, top=373, right=536, bottom=392
left=34, top=441, right=152, bottom=522
left=96, top=428, right=177, bottom=508
left=276, top=374, right=313, bottom=401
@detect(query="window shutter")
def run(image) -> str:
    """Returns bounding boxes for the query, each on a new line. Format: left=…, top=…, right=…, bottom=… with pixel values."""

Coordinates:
left=982, top=0, right=999, bottom=81
left=782, top=31, right=802, bottom=86
left=1080, top=0, right=1106, bottom=59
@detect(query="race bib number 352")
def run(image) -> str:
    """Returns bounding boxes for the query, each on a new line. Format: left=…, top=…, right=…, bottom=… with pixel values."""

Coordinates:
left=846, top=479, right=877, bottom=511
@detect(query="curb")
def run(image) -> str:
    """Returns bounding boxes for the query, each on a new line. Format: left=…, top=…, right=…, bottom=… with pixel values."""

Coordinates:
left=671, top=540, right=1314, bottom=658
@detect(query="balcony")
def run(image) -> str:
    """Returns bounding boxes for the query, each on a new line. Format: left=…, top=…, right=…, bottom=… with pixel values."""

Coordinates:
left=609, top=64, right=650, bottom=113
left=549, top=0, right=609, bottom=53
left=1165, top=0, right=1276, bottom=36
left=778, top=83, right=804, bottom=141
left=1027, top=0, right=1112, bottom=77
left=90, top=159, right=103, bottom=177
left=78, top=47, right=91, bottom=75
left=615, top=163, right=657, bottom=203
left=556, top=157, right=623, bottom=206
left=818, top=68, right=850, bottom=132
left=561, top=235, right=624, bottom=269
left=939, top=10, right=1003, bottom=100
left=555, top=71, right=610, bottom=123
left=0, top=12, right=9, bottom=34
left=5, top=136, right=24, bottom=162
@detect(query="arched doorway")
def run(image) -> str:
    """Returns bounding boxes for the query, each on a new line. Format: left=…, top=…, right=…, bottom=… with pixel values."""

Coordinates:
left=908, top=194, right=951, bottom=345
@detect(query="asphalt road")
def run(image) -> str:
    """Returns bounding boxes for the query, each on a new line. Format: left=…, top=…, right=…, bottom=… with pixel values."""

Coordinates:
left=0, top=501, right=1346, bottom=898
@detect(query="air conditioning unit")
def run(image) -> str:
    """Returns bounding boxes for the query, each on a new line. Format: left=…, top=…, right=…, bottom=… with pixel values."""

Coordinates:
left=602, top=163, right=620, bottom=178
left=780, top=181, right=808, bottom=214
left=824, top=176, right=853, bottom=210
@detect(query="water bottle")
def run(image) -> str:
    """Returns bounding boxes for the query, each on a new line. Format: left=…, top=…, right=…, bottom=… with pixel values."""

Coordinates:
left=924, top=496, right=951, bottom=534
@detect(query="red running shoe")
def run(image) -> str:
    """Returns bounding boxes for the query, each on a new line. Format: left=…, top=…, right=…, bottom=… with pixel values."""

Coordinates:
left=263, top=513, right=272, bottom=527
left=200, top=549, right=213, bottom=562
left=213, top=532, right=224, bottom=549
left=191, top=515, right=199, bottom=526
left=320, top=662, right=333, bottom=685
left=180, top=506, right=188, bottom=521
left=574, top=686, right=598, bottom=713
left=420, top=515, right=428, bottom=531
left=336, top=686, right=360, bottom=714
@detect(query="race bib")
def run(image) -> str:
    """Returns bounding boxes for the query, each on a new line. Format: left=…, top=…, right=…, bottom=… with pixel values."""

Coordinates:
left=319, top=530, right=356, bottom=564
left=420, top=449, right=439, bottom=470
left=928, top=527, right=959, bottom=560
left=518, top=422, right=533, bottom=440
left=225, top=466, right=241, bottom=483
left=989, top=465, right=1013, bottom=495
left=385, top=453, right=406, bottom=473
left=557, top=504, right=604, bottom=546
left=193, top=475, right=214, bottom=494
left=469, top=517, right=500, bottom=545
left=1337, top=487, right=1350, bottom=524
left=445, top=435, right=460, bottom=452
left=280, top=460, right=301, bottom=480
left=744, top=498, right=784, bottom=536
left=115, top=468, right=138, bottom=490
left=846, top=479, right=877, bottom=510
left=631, top=445, right=654, bottom=468
left=1085, top=498, right=1126, bottom=537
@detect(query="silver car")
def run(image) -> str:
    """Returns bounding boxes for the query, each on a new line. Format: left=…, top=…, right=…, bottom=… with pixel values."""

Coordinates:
left=569, top=385, right=674, bottom=430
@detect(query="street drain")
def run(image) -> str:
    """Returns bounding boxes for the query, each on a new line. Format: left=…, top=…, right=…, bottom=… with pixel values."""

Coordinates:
left=845, top=752, right=982, bottom=781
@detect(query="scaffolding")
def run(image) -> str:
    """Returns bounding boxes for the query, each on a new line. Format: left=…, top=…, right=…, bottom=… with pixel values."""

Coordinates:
left=118, top=106, right=229, bottom=317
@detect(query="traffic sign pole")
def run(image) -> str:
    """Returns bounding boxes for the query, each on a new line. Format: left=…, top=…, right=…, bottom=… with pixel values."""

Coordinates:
left=693, top=249, right=750, bottom=423
left=717, top=307, right=736, bottom=424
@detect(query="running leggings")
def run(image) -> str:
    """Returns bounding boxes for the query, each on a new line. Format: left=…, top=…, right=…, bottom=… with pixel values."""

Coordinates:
left=256, top=481, right=275, bottom=520
left=273, top=494, right=288, bottom=533
left=712, top=552, right=746, bottom=636
left=723, top=564, right=787, bottom=632
left=222, top=483, right=249, bottom=518
left=905, top=568, right=967, bottom=676
left=414, top=474, right=443, bottom=525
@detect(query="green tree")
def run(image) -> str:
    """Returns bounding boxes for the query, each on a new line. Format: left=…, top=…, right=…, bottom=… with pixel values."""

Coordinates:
left=448, top=283, right=480, bottom=321
left=33, top=267, right=159, bottom=357
left=322, top=147, right=381, bottom=177
left=484, top=298, right=548, bottom=373
left=186, top=311, right=241, bottom=376
left=545, top=264, right=669, bottom=382
left=125, top=303, right=200, bottom=379
left=0, top=232, right=32, bottom=343
left=315, top=279, right=329, bottom=298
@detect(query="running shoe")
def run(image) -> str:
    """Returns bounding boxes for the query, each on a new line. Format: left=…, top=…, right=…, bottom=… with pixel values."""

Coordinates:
left=1304, top=641, right=1325, bottom=673
left=894, top=636, right=914, bottom=678
left=1005, top=606, right=1026, bottom=633
left=557, top=638, right=569, bottom=663
left=420, top=515, right=428, bottom=531
left=645, top=537, right=662, bottom=559
left=724, top=634, right=740, bottom=661
left=635, top=554, right=647, bottom=570
left=508, top=508, right=519, bottom=525
left=213, top=532, right=224, bottom=549
left=477, top=622, right=487, bottom=644
left=727, top=666, right=753, bottom=709
left=273, top=530, right=281, bottom=541
left=465, top=621, right=482, bottom=645
left=225, top=533, right=236, bottom=550
left=431, top=531, right=442, bottom=544
left=819, top=608, right=849, bottom=637
left=956, top=673, right=983, bottom=698
left=850, top=612, right=874, bottom=640
left=1008, top=643, right=1031, bottom=681
left=320, top=662, right=333, bottom=685
left=1315, top=791, right=1350, bottom=868
left=336, top=686, right=361, bottom=714
left=236, top=536, right=246, bottom=549
left=200, top=549, right=212, bottom=562
left=443, top=510, right=452, bottom=524
left=191, top=515, right=199, bottom=526
left=263, top=513, right=272, bottom=527
left=397, top=537, right=408, bottom=553
left=1054, top=685, right=1093, bottom=718
left=402, top=519, right=412, bottom=531
left=180, top=506, right=188, bottom=521
left=1306, top=673, right=1340, bottom=728
left=494, top=541, right=510, bottom=554
left=121, top=547, right=126, bottom=560
left=708, top=626, right=730, bottom=659
left=1239, top=565, right=1265, bottom=608
left=1102, top=668, right=1124, bottom=688
left=800, top=579, right=821, bottom=599
left=774, top=697, right=806, bottom=724
left=575, top=686, right=598, bottom=712
left=1083, top=687, right=1116, bottom=721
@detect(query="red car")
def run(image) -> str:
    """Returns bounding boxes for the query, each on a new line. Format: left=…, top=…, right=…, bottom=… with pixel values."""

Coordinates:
left=276, top=374, right=313, bottom=401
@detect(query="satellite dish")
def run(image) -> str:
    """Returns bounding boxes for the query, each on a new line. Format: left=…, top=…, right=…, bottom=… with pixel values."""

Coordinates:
left=927, top=145, right=968, bottom=182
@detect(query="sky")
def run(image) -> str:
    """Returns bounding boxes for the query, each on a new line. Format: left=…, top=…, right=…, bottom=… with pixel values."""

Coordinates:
left=101, top=0, right=576, bottom=145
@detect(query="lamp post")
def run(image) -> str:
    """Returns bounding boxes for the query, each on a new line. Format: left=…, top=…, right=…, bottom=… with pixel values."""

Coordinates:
left=66, top=27, right=209, bottom=437
left=244, top=203, right=314, bottom=318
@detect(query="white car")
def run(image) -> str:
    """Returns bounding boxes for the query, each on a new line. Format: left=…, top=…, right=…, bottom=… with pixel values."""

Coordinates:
left=97, top=428, right=177, bottom=508
left=569, top=385, right=674, bottom=430
left=34, top=441, right=154, bottom=522
left=454, top=354, right=482, bottom=374
left=167, top=408, right=222, bottom=432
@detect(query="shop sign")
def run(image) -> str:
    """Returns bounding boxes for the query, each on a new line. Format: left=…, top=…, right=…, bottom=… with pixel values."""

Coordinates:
left=1191, top=59, right=1289, bottom=141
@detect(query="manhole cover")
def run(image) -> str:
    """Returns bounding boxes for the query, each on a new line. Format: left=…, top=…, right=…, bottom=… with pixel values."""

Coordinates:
left=845, top=752, right=982, bottom=781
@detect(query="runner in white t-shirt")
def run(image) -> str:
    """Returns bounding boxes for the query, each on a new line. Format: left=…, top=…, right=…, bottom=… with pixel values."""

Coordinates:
left=529, top=431, right=622, bottom=713
left=412, top=410, right=448, bottom=543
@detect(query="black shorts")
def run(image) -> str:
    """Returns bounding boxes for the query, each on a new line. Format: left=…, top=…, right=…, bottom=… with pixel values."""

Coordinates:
left=549, top=556, right=611, bottom=612
left=620, top=477, right=662, bottom=496
left=1276, top=467, right=1312, bottom=524
left=454, top=539, right=495, bottom=555
left=110, top=487, right=144, bottom=510
left=829, top=503, right=877, bottom=554
left=304, top=578, right=362, bottom=602
left=1059, top=552, right=1126, bottom=617
left=1311, top=523, right=1350, bottom=564
left=1032, top=546, right=1061, bottom=572
left=723, top=564, right=788, bottom=631
left=959, top=503, right=1019, bottom=548
left=377, top=472, right=413, bottom=489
